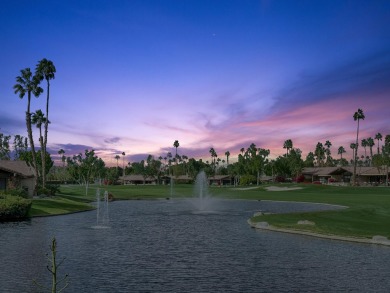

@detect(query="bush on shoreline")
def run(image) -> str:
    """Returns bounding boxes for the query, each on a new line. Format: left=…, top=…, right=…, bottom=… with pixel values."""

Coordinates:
left=0, top=194, right=32, bottom=221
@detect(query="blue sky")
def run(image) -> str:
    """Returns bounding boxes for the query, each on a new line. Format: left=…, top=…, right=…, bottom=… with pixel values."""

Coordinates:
left=1, top=0, right=390, bottom=165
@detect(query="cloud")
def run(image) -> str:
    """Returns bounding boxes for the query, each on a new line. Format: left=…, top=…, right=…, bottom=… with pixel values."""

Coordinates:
left=272, top=50, right=390, bottom=113
left=103, top=137, right=121, bottom=144
left=0, top=113, right=25, bottom=135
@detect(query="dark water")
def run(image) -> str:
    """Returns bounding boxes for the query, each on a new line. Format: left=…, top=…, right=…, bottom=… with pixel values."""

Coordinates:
left=1, top=199, right=389, bottom=292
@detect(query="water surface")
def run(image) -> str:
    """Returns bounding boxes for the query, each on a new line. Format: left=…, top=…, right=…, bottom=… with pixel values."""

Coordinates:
left=0, top=199, right=389, bottom=292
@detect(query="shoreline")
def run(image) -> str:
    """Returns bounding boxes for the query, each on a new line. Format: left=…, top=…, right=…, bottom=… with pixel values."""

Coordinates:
left=247, top=219, right=390, bottom=247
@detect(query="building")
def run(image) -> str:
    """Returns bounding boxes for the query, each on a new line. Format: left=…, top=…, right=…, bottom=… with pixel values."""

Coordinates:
left=302, top=166, right=389, bottom=185
left=0, top=160, right=36, bottom=197
left=119, top=174, right=158, bottom=185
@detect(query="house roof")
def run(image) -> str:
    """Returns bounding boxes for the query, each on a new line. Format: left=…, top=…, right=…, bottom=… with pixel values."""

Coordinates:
left=302, top=166, right=389, bottom=176
left=120, top=174, right=157, bottom=181
left=209, top=175, right=232, bottom=180
left=0, top=160, right=35, bottom=178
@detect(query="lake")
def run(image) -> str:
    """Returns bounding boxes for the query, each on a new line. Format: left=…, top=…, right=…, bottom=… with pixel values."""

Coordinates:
left=1, top=199, right=389, bottom=292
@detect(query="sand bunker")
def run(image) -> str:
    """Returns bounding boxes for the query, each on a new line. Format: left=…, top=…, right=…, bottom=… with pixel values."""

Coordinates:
left=265, top=186, right=303, bottom=191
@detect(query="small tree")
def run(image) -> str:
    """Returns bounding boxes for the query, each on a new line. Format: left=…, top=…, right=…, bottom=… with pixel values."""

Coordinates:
left=33, top=237, right=69, bottom=293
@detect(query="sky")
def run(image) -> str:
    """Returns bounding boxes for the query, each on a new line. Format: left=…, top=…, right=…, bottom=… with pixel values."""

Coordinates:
left=1, top=0, right=390, bottom=166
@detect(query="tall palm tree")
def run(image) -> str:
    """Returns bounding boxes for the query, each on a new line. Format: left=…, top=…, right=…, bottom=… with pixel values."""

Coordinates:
left=122, top=152, right=126, bottom=184
left=115, top=155, right=120, bottom=169
left=32, top=109, right=48, bottom=187
left=58, top=149, right=66, bottom=167
left=283, top=139, right=293, bottom=155
left=352, top=108, right=365, bottom=185
left=225, top=151, right=230, bottom=165
left=361, top=138, right=368, bottom=158
left=375, top=133, right=382, bottom=155
left=173, top=140, right=179, bottom=162
left=35, top=59, right=56, bottom=187
left=367, top=137, right=375, bottom=161
left=14, top=68, right=43, bottom=194
left=337, top=146, right=346, bottom=160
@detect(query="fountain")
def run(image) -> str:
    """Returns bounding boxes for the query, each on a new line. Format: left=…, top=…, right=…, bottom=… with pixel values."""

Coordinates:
left=170, top=176, right=174, bottom=198
left=193, top=171, right=215, bottom=211
left=94, top=188, right=110, bottom=228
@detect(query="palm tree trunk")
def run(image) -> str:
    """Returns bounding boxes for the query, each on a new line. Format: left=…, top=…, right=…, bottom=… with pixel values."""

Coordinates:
left=39, top=127, right=45, bottom=189
left=42, top=80, right=50, bottom=189
left=26, top=97, right=39, bottom=195
left=353, top=121, right=360, bottom=186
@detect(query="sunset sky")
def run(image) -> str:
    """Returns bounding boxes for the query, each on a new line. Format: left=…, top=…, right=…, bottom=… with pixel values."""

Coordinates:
left=1, top=0, right=390, bottom=165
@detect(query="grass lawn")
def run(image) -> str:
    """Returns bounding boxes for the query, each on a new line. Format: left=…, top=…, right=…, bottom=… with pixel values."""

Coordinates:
left=31, top=183, right=390, bottom=239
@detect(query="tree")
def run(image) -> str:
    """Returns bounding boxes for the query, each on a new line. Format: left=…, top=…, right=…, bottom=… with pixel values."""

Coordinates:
left=114, top=155, right=120, bottom=169
left=0, top=133, right=11, bottom=160
left=314, top=142, right=326, bottom=166
left=35, top=59, right=56, bottom=189
left=304, top=152, right=315, bottom=167
left=32, top=109, right=49, bottom=187
left=225, top=151, right=230, bottom=165
left=67, top=150, right=98, bottom=195
left=14, top=68, right=43, bottom=194
left=375, top=133, right=383, bottom=155
left=352, top=108, right=365, bottom=185
left=337, top=146, right=346, bottom=160
left=367, top=137, right=375, bottom=162
left=324, top=140, right=333, bottom=166
left=58, top=149, right=66, bottom=168
left=283, top=139, right=293, bottom=156
left=173, top=140, right=180, bottom=161
left=122, top=152, right=126, bottom=185
left=13, top=135, right=28, bottom=160
left=361, top=138, right=368, bottom=158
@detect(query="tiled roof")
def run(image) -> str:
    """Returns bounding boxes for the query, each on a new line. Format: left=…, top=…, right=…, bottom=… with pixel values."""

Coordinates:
left=302, top=166, right=389, bottom=176
left=119, top=175, right=156, bottom=181
left=0, top=160, right=35, bottom=177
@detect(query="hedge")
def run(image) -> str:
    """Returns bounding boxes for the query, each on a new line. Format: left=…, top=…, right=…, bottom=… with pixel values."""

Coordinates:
left=0, top=195, right=32, bottom=221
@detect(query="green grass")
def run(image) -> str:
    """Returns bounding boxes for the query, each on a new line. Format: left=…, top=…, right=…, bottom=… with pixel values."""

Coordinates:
left=29, top=195, right=94, bottom=217
left=31, top=183, right=390, bottom=239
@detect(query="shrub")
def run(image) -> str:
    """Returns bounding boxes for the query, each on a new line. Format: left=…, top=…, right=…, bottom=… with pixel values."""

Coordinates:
left=239, top=174, right=257, bottom=185
left=37, top=184, right=60, bottom=197
left=295, top=175, right=305, bottom=183
left=275, top=176, right=286, bottom=183
left=7, top=188, right=29, bottom=198
left=0, top=196, right=32, bottom=221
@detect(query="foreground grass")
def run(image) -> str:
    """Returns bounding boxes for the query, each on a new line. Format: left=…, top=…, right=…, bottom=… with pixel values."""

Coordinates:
left=31, top=183, right=390, bottom=239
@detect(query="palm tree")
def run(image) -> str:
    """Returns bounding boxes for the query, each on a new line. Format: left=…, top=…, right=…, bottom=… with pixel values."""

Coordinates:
left=225, top=151, right=230, bottom=165
left=58, top=149, right=66, bottom=167
left=14, top=68, right=43, bottom=194
left=283, top=139, right=293, bottom=155
left=361, top=138, right=368, bottom=158
left=115, top=155, right=120, bottom=169
left=314, top=142, right=325, bottom=166
left=367, top=137, right=375, bottom=160
left=337, top=146, right=346, bottom=160
left=352, top=108, right=365, bottom=185
left=122, top=152, right=126, bottom=184
left=167, top=152, right=172, bottom=175
left=375, top=133, right=382, bottom=155
left=35, top=59, right=56, bottom=187
left=209, top=148, right=216, bottom=164
left=173, top=140, right=179, bottom=163
left=350, top=143, right=357, bottom=166
left=32, top=109, right=48, bottom=187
